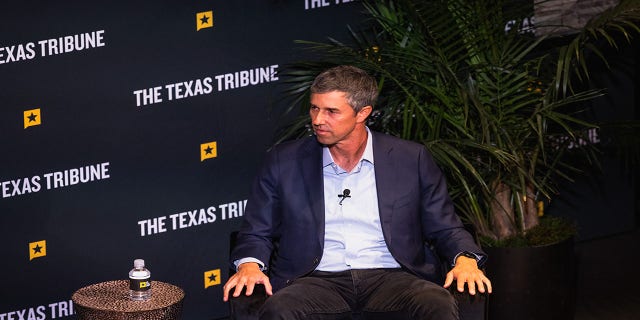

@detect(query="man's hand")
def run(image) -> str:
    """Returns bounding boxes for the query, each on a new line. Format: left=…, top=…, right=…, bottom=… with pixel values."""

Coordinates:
left=222, top=262, right=273, bottom=302
left=443, top=255, right=492, bottom=295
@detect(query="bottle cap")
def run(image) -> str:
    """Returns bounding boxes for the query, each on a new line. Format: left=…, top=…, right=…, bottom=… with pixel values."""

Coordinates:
left=133, top=259, right=145, bottom=268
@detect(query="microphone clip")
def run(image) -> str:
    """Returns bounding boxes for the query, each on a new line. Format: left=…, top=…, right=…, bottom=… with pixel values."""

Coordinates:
left=338, top=189, right=351, bottom=205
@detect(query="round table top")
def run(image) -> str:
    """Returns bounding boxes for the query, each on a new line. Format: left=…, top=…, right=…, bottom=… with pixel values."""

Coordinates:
left=72, top=280, right=184, bottom=312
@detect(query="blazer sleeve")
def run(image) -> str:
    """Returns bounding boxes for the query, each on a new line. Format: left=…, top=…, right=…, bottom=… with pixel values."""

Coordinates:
left=416, top=145, right=487, bottom=266
left=229, top=147, right=282, bottom=269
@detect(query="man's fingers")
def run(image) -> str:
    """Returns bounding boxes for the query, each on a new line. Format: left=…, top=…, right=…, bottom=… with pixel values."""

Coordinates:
left=465, top=276, right=493, bottom=295
left=457, top=277, right=466, bottom=293
left=466, top=279, right=477, bottom=295
left=244, top=282, right=255, bottom=296
left=475, top=279, right=485, bottom=294
left=443, top=271, right=454, bottom=288
left=222, top=277, right=239, bottom=301
left=472, top=275, right=492, bottom=294
left=483, top=276, right=492, bottom=294
left=232, top=279, right=247, bottom=297
left=264, top=280, right=274, bottom=296
left=223, top=267, right=274, bottom=302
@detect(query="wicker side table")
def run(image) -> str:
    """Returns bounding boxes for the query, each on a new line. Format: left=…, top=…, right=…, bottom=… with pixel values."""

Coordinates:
left=72, top=280, right=184, bottom=320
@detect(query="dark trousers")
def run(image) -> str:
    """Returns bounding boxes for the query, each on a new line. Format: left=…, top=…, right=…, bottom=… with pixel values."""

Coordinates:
left=260, top=269, right=458, bottom=320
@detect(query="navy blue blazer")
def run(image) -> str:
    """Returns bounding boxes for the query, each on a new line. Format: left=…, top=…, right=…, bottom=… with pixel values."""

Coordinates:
left=231, top=131, right=485, bottom=292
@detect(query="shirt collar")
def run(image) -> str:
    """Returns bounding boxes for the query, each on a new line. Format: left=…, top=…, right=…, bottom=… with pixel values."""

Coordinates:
left=322, top=127, right=374, bottom=167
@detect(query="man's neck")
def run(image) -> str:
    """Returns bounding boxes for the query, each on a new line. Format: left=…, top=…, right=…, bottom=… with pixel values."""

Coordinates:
left=328, top=127, right=368, bottom=173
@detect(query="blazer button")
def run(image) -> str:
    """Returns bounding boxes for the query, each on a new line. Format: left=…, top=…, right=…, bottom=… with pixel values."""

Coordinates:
left=313, top=257, right=319, bottom=264
left=286, top=279, right=291, bottom=285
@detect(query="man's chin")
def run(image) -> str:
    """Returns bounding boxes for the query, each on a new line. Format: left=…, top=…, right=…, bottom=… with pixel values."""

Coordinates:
left=314, top=135, right=334, bottom=146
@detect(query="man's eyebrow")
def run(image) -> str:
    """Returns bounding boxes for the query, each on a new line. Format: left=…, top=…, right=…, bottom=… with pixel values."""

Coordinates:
left=310, top=104, right=340, bottom=111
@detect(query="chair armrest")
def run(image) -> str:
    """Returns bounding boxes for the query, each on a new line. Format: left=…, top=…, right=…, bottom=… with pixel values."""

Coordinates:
left=448, top=280, right=488, bottom=320
left=228, top=284, right=267, bottom=320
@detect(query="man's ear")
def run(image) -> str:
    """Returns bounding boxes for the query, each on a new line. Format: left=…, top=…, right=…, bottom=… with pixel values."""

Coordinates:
left=357, top=106, right=373, bottom=123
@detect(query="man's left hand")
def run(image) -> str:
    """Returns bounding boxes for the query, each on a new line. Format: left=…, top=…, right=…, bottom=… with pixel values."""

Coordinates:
left=443, top=255, right=492, bottom=295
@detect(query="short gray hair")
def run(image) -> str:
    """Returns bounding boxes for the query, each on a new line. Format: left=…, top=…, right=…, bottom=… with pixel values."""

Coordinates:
left=310, top=65, right=378, bottom=112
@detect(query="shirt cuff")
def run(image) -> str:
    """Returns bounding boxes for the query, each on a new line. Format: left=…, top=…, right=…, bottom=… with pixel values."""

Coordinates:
left=452, top=251, right=484, bottom=267
left=234, top=257, right=266, bottom=271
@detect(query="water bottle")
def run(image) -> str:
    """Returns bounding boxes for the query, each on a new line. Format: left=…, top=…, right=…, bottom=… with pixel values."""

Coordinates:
left=129, top=259, right=152, bottom=301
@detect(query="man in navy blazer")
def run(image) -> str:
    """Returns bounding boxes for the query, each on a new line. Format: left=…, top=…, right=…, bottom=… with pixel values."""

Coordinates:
left=223, top=65, right=491, bottom=319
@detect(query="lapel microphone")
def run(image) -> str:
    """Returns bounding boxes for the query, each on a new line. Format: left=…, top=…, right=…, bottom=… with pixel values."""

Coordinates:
left=338, top=189, right=351, bottom=205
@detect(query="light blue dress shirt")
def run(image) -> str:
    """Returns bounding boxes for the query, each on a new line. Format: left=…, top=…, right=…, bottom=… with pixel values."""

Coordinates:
left=316, top=128, right=401, bottom=271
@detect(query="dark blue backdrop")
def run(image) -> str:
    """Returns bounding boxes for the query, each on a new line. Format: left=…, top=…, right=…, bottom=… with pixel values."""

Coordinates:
left=0, top=1, right=365, bottom=319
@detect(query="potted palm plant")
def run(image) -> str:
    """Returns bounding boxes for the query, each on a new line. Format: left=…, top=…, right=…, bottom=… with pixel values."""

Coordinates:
left=276, top=0, right=640, bottom=318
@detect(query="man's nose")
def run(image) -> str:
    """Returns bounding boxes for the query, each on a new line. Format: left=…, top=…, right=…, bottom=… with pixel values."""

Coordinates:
left=311, top=111, right=325, bottom=125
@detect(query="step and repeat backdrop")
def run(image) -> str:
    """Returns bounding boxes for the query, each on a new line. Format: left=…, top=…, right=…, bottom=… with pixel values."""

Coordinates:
left=1, top=1, right=637, bottom=319
left=0, top=1, right=363, bottom=319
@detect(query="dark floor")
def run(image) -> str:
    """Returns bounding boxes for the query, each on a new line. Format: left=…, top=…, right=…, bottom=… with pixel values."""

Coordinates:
left=573, top=227, right=640, bottom=320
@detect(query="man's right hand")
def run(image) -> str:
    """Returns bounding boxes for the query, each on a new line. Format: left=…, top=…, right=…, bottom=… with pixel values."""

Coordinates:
left=222, top=262, right=273, bottom=302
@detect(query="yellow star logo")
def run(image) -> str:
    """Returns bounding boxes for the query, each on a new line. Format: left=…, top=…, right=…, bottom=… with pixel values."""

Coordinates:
left=204, top=269, right=221, bottom=288
left=196, top=11, right=213, bottom=31
left=201, top=141, right=218, bottom=161
left=29, top=240, right=47, bottom=260
left=24, top=108, right=42, bottom=129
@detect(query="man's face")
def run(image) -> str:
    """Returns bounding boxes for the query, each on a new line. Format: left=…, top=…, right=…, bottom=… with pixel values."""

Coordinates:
left=310, top=91, right=368, bottom=146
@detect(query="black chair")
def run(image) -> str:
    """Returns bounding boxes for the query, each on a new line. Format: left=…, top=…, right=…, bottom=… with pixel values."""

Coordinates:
left=228, top=231, right=488, bottom=320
